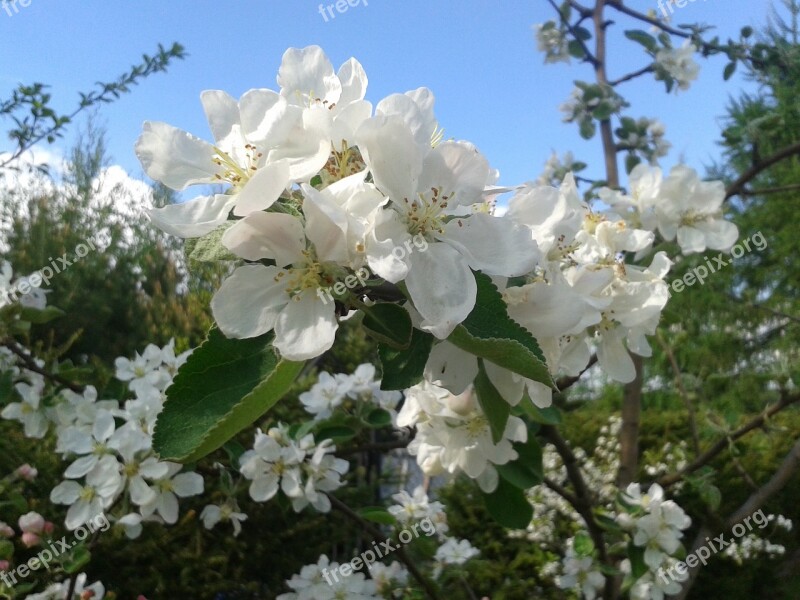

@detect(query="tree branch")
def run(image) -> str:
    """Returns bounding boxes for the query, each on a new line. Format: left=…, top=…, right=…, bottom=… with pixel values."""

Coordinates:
left=658, top=391, right=800, bottom=487
left=327, top=494, right=441, bottom=600
left=725, top=141, right=800, bottom=200
left=1, top=338, right=84, bottom=393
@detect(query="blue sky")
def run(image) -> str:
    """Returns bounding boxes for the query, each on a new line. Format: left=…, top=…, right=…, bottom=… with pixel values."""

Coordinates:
left=0, top=0, right=773, bottom=188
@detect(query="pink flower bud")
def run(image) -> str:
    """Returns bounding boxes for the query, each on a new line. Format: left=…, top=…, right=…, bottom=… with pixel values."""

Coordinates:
left=15, top=464, right=38, bottom=481
left=43, top=521, right=54, bottom=535
left=0, top=560, right=9, bottom=571
left=0, top=522, right=13, bottom=538
left=18, top=511, right=45, bottom=535
left=21, top=531, right=40, bottom=548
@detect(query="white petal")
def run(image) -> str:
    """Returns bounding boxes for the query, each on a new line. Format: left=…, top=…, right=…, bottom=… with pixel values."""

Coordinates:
left=135, top=121, right=217, bottom=190
left=222, top=212, right=306, bottom=265
left=172, top=472, right=204, bottom=497
left=50, top=481, right=82, bottom=504
left=274, top=291, right=339, bottom=360
left=64, top=456, right=98, bottom=479
left=442, top=213, right=539, bottom=276
left=278, top=46, right=341, bottom=106
left=158, top=492, right=179, bottom=524
left=233, top=161, right=291, bottom=216
left=597, top=329, right=636, bottom=383
left=302, top=184, right=350, bottom=263
left=406, top=243, right=476, bottom=339
left=239, top=89, right=293, bottom=146
left=419, top=141, right=490, bottom=207
left=200, top=90, right=240, bottom=146
left=211, top=265, right=290, bottom=339
left=146, top=194, right=234, bottom=239
left=337, top=58, right=368, bottom=106
left=356, top=115, right=423, bottom=203
left=424, top=343, right=478, bottom=395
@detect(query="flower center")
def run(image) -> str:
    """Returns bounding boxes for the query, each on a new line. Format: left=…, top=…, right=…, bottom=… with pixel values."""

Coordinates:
left=212, top=144, right=263, bottom=191
left=404, top=188, right=453, bottom=236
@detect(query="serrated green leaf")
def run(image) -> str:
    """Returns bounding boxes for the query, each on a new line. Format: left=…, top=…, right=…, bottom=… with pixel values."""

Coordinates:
left=153, top=328, right=304, bottom=462
left=484, top=478, right=533, bottom=529
left=314, top=425, right=357, bottom=443
left=362, top=303, right=412, bottom=349
left=379, top=328, right=435, bottom=391
left=447, top=273, right=555, bottom=389
left=474, top=360, right=510, bottom=444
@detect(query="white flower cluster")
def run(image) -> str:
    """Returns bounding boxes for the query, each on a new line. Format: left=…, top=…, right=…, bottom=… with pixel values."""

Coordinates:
left=654, top=41, right=700, bottom=92
left=556, top=538, right=606, bottom=600
left=239, top=424, right=348, bottom=513
left=0, top=260, right=48, bottom=310
left=534, top=21, right=571, bottom=64
left=723, top=513, right=793, bottom=564
left=299, top=363, right=402, bottom=422
left=276, top=554, right=382, bottom=600
left=388, top=485, right=449, bottom=536
left=600, top=163, right=739, bottom=255
left=26, top=573, right=105, bottom=600
left=53, top=342, right=204, bottom=534
left=1, top=341, right=205, bottom=535
left=137, top=45, right=540, bottom=361
left=397, top=381, right=527, bottom=493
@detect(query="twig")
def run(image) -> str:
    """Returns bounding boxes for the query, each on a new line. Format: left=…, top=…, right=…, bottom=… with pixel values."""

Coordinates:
left=740, top=183, right=800, bottom=196
left=1, top=338, right=84, bottom=393
left=327, top=494, right=441, bottom=600
left=656, top=330, right=700, bottom=456
left=547, top=0, right=600, bottom=68
left=609, top=64, right=655, bottom=86
left=725, top=141, right=800, bottom=200
left=658, top=392, right=800, bottom=487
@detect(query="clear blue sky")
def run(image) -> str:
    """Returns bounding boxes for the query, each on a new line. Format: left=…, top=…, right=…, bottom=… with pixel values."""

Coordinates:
left=0, top=0, right=773, bottom=187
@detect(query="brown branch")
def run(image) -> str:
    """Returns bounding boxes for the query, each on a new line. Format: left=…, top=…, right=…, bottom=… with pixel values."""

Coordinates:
left=327, top=494, right=441, bottom=600
left=740, top=183, right=800, bottom=196
left=673, top=437, right=800, bottom=599
left=540, top=426, right=609, bottom=567
left=725, top=141, right=800, bottom=200
left=606, top=0, right=694, bottom=40
left=1, top=338, right=84, bottom=393
left=556, top=354, right=598, bottom=391
left=658, top=391, right=800, bottom=488
left=547, top=0, right=600, bottom=68
left=609, top=64, right=655, bottom=86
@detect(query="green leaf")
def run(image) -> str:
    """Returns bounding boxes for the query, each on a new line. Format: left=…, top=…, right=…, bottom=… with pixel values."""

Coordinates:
left=723, top=61, right=737, bottom=81
left=574, top=531, right=595, bottom=556
left=20, top=306, right=64, bottom=324
left=568, top=40, right=586, bottom=60
left=518, top=400, right=562, bottom=425
left=484, top=478, right=533, bottom=529
left=579, top=119, right=597, bottom=140
left=447, top=273, right=555, bottom=389
left=624, top=29, right=658, bottom=52
left=625, top=154, right=642, bottom=175
left=474, top=360, right=510, bottom=444
left=185, top=223, right=236, bottom=264
left=378, top=328, right=435, bottom=390
left=0, top=539, right=13, bottom=560
left=63, top=545, right=91, bottom=574
left=314, top=425, right=357, bottom=444
left=592, top=102, right=615, bottom=121
left=358, top=507, right=397, bottom=525
left=497, top=435, right=543, bottom=489
left=627, top=543, right=648, bottom=579
left=153, top=328, right=304, bottom=463
left=362, top=303, right=412, bottom=349
left=365, top=408, right=393, bottom=429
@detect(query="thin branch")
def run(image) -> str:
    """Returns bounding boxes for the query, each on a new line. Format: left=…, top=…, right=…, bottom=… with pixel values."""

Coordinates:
left=656, top=331, right=700, bottom=456
left=1, top=338, right=84, bottom=393
left=547, top=0, right=600, bottom=68
left=540, top=426, right=609, bottom=567
left=544, top=476, right=580, bottom=507
left=609, top=64, right=655, bottom=86
left=658, top=391, right=800, bottom=487
left=725, top=141, right=800, bottom=200
left=674, top=437, right=800, bottom=599
left=606, top=0, right=693, bottom=40
left=327, top=494, right=441, bottom=600
left=556, top=354, right=598, bottom=391
left=740, top=183, right=800, bottom=196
